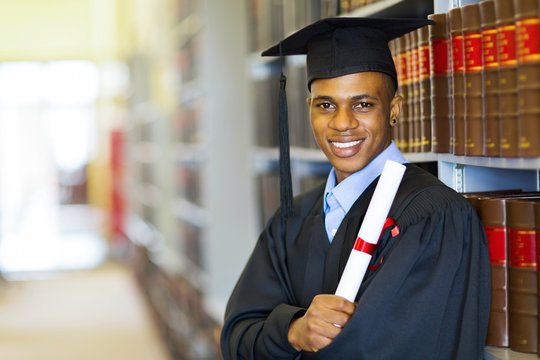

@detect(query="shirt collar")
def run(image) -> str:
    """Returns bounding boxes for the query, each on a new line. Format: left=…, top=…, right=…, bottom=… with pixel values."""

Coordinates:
left=323, top=141, right=408, bottom=214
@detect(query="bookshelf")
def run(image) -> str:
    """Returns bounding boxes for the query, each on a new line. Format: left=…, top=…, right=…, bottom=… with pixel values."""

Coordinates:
left=248, top=1, right=540, bottom=360
left=125, top=0, right=256, bottom=358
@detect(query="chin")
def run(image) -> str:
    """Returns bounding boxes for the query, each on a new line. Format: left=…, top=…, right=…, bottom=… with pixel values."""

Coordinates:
left=333, top=162, right=366, bottom=178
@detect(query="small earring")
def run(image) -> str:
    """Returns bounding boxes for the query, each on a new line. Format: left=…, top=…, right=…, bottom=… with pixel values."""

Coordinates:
left=391, top=117, right=397, bottom=125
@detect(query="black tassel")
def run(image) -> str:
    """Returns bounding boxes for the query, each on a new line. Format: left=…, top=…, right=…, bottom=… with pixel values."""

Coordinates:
left=279, top=72, right=293, bottom=220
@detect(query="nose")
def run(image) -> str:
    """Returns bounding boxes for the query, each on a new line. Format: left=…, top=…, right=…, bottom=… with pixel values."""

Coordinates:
left=329, top=108, right=359, bottom=131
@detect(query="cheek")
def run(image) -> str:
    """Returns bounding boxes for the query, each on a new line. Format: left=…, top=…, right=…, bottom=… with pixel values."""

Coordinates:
left=309, top=116, right=324, bottom=135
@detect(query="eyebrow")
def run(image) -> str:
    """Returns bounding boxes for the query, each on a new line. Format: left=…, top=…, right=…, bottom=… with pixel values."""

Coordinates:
left=312, top=94, right=379, bottom=102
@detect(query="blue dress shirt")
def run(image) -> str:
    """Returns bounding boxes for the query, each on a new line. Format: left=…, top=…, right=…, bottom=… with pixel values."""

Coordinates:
left=323, top=141, right=408, bottom=242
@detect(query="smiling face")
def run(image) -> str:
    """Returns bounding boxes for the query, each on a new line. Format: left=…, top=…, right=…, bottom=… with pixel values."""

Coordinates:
left=308, top=72, right=402, bottom=183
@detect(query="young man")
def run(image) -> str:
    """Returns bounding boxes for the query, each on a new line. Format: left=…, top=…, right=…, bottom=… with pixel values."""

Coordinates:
left=221, top=18, right=490, bottom=359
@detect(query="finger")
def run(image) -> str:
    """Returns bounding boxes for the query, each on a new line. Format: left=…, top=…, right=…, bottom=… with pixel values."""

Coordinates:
left=325, top=311, right=352, bottom=328
left=314, top=294, right=357, bottom=315
left=332, top=296, right=357, bottom=315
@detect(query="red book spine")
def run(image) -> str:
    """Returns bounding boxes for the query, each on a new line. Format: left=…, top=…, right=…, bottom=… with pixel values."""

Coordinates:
left=462, top=3, right=485, bottom=156
left=508, top=199, right=538, bottom=353
left=449, top=8, right=466, bottom=155
left=495, top=0, right=519, bottom=157
left=515, top=0, right=540, bottom=157
left=480, top=0, right=501, bottom=157
left=480, top=196, right=509, bottom=347
left=428, top=13, right=452, bottom=154
left=410, top=31, right=421, bottom=153
left=418, top=26, right=431, bottom=153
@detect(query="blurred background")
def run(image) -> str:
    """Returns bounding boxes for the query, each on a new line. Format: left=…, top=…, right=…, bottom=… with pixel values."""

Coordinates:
left=0, top=0, right=321, bottom=359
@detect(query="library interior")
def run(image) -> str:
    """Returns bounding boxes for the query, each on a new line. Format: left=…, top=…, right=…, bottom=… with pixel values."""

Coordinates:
left=0, top=0, right=539, bottom=359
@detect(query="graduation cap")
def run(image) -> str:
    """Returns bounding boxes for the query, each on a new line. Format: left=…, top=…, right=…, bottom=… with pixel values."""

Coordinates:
left=262, top=17, right=434, bottom=89
left=261, top=17, right=434, bottom=234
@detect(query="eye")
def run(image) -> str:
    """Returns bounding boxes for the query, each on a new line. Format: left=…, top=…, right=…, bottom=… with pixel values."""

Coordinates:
left=353, top=101, right=373, bottom=111
left=316, top=101, right=335, bottom=111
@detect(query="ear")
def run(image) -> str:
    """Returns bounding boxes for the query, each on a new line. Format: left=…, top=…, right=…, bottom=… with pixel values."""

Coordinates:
left=389, top=95, right=402, bottom=127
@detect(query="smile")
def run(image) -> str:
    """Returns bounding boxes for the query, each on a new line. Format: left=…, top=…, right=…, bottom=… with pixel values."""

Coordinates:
left=331, top=140, right=361, bottom=148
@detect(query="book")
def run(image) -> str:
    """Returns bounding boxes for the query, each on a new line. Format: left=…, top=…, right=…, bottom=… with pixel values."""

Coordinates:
left=417, top=25, right=432, bottom=153
left=397, top=33, right=410, bottom=152
left=428, top=13, right=452, bottom=154
left=515, top=0, right=540, bottom=157
left=479, top=0, right=501, bottom=157
left=480, top=197, right=509, bottom=347
left=507, top=198, right=538, bottom=353
left=409, top=29, right=421, bottom=152
left=449, top=7, right=466, bottom=156
left=461, top=3, right=485, bottom=157
left=495, top=0, right=519, bottom=157
left=405, top=32, right=414, bottom=153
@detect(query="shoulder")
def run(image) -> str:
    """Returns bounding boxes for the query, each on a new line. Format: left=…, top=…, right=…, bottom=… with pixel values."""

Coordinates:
left=393, top=164, right=474, bottom=226
left=292, top=182, right=326, bottom=216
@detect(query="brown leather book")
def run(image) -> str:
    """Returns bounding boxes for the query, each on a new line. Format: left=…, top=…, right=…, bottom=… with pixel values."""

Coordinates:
left=428, top=13, right=452, bottom=154
left=410, top=29, right=421, bottom=153
left=495, top=0, right=519, bottom=157
left=515, top=0, right=540, bottom=157
left=462, top=3, right=485, bottom=157
left=405, top=32, right=415, bottom=153
left=418, top=26, right=432, bottom=153
left=480, top=197, right=510, bottom=347
left=397, top=34, right=409, bottom=153
left=507, top=198, right=538, bottom=353
left=449, top=7, right=466, bottom=156
left=480, top=0, right=501, bottom=157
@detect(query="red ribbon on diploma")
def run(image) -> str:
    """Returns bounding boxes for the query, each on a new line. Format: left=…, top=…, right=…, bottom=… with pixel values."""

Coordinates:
left=352, top=217, right=399, bottom=255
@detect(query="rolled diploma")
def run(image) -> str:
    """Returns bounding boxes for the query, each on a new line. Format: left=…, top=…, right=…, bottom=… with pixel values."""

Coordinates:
left=334, top=160, right=406, bottom=302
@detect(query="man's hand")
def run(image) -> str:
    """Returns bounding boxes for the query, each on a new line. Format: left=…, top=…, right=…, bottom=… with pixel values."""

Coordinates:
left=287, top=294, right=357, bottom=352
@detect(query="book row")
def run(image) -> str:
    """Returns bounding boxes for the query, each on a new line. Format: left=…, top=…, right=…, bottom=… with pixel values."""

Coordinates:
left=392, top=0, right=540, bottom=158
left=131, top=244, right=220, bottom=359
left=253, top=0, right=540, bottom=158
left=465, top=191, right=540, bottom=354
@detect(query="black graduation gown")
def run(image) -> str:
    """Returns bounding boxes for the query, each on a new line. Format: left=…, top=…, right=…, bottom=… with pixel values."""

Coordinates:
left=221, top=164, right=491, bottom=360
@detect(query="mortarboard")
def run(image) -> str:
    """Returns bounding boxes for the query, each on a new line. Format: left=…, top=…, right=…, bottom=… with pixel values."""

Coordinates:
left=260, top=17, right=434, bottom=237
left=262, top=17, right=434, bottom=89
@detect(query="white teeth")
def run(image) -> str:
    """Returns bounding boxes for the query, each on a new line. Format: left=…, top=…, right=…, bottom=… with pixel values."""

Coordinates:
left=332, top=140, right=361, bottom=148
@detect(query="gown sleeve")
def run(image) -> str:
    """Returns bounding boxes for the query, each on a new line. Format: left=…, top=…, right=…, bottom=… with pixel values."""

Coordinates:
left=220, top=213, right=304, bottom=360
left=303, top=185, right=491, bottom=360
